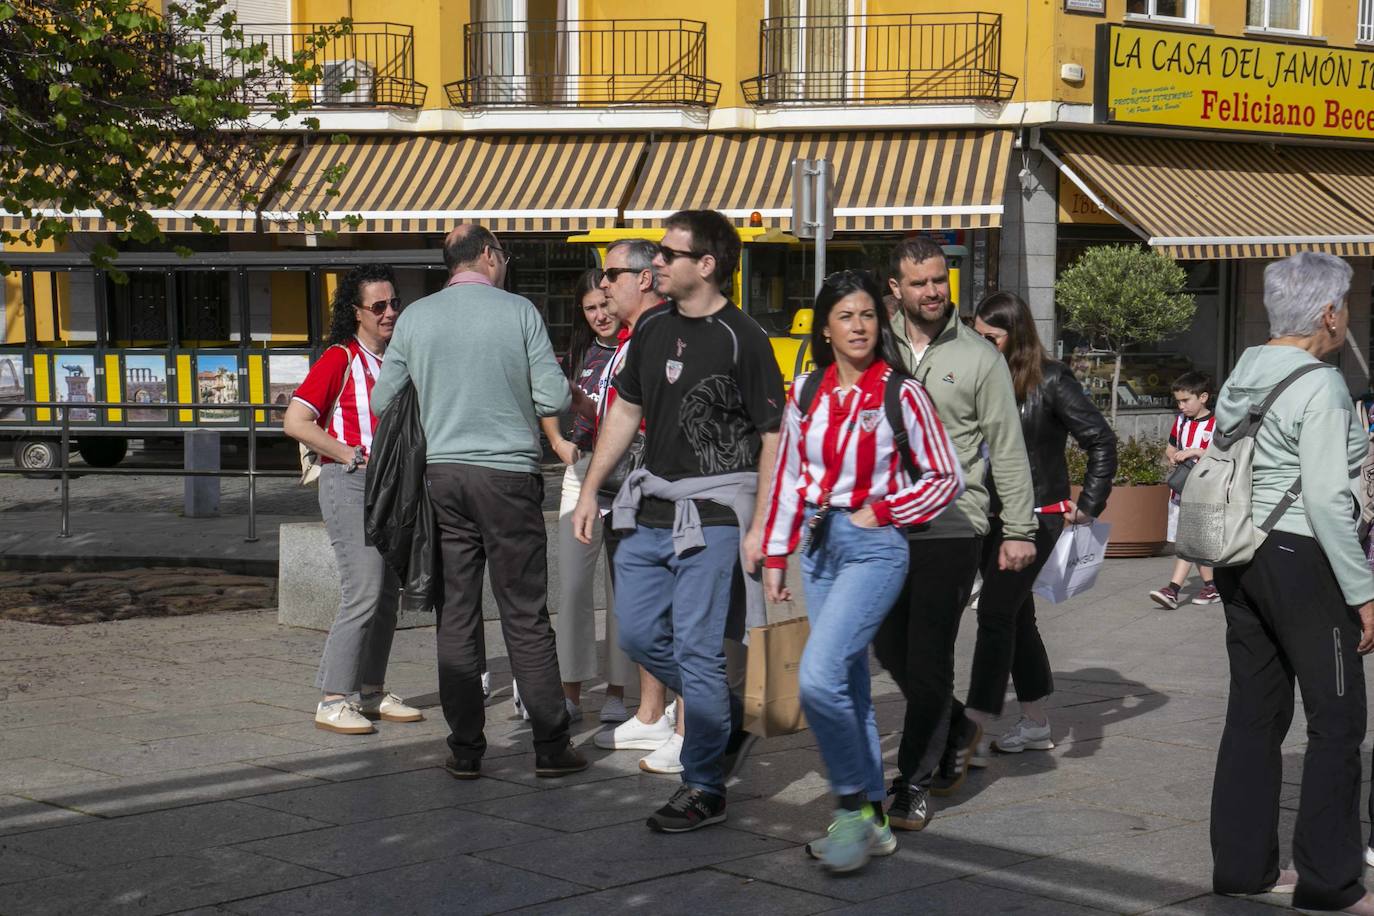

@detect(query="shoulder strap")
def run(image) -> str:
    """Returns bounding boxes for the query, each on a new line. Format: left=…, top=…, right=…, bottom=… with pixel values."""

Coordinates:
left=796, top=369, right=825, bottom=416
left=1251, top=362, right=1329, bottom=421
left=1250, top=361, right=1337, bottom=532
left=884, top=369, right=921, bottom=481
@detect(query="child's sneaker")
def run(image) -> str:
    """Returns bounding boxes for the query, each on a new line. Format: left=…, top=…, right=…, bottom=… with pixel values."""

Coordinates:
left=1191, top=583, right=1221, bottom=605
left=1149, top=583, right=1181, bottom=609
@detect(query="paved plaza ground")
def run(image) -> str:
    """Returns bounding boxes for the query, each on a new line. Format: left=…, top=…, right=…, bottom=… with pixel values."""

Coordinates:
left=0, top=553, right=1360, bottom=915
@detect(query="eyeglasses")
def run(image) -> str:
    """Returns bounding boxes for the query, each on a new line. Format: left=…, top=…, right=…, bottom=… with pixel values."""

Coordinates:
left=603, top=266, right=646, bottom=282
left=360, top=297, right=402, bottom=316
left=658, top=244, right=707, bottom=263
left=487, top=244, right=518, bottom=263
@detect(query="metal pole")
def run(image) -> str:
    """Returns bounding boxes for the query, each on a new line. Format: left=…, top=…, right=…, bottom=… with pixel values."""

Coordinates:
left=245, top=402, right=258, bottom=543
left=813, top=160, right=829, bottom=295
left=58, top=407, right=71, bottom=538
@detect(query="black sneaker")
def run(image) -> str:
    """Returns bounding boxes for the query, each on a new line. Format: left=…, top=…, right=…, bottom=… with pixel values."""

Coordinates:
left=534, top=745, right=589, bottom=778
left=931, top=718, right=983, bottom=797
left=444, top=756, right=481, bottom=780
left=646, top=785, right=727, bottom=833
left=723, top=729, right=760, bottom=783
left=886, top=779, right=930, bottom=831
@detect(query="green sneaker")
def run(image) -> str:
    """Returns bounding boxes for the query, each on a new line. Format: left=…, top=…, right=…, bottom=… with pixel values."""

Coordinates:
left=806, top=811, right=898, bottom=861
left=813, top=806, right=879, bottom=873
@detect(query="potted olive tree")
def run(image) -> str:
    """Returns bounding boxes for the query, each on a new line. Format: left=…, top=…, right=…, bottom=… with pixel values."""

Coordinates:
left=1057, top=245, right=1196, bottom=556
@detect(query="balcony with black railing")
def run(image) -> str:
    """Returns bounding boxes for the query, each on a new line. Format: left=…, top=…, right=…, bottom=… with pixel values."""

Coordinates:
left=445, top=19, right=719, bottom=108
left=197, top=22, right=427, bottom=109
left=741, top=13, right=1016, bottom=106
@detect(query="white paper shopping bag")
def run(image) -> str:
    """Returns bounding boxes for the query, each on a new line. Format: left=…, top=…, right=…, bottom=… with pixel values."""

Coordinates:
left=1031, top=521, right=1111, bottom=604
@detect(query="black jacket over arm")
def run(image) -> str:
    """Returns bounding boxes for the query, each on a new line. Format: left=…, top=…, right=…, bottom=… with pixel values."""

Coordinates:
left=364, top=381, right=435, bottom=614
left=1020, top=360, right=1117, bottom=518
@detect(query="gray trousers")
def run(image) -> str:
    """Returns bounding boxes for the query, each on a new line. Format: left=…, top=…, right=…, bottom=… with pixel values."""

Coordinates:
left=315, top=462, right=400, bottom=696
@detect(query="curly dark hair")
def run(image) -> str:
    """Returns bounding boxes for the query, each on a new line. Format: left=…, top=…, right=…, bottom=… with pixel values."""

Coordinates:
left=326, top=264, right=398, bottom=346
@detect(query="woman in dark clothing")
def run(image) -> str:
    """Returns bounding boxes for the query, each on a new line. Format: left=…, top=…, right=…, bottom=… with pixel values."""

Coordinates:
left=954, top=291, right=1116, bottom=764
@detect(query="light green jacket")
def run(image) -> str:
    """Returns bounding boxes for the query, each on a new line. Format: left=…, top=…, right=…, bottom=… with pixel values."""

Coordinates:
left=889, top=306, right=1036, bottom=542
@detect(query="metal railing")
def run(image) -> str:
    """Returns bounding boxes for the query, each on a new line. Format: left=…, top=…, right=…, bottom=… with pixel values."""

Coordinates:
left=741, top=12, right=1017, bottom=106
left=195, top=22, right=427, bottom=109
left=446, top=19, right=719, bottom=108
left=1, top=400, right=296, bottom=543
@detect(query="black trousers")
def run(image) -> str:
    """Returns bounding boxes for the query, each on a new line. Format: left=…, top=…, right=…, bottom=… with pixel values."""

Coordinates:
left=874, top=536, right=983, bottom=785
left=960, top=516, right=1061, bottom=717
left=1212, top=531, right=1366, bottom=911
left=427, top=463, right=570, bottom=760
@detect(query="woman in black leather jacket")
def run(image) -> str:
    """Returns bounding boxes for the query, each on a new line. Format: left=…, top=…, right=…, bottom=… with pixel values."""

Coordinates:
left=957, top=292, right=1116, bottom=763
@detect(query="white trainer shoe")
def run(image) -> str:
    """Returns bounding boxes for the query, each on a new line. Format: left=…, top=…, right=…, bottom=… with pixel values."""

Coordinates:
left=969, top=735, right=993, bottom=768
left=665, top=700, right=678, bottom=725
left=600, top=695, right=630, bottom=724
left=594, top=711, right=674, bottom=750
left=357, top=692, right=423, bottom=723
left=993, top=716, right=1054, bottom=753
left=512, top=680, right=530, bottom=720
left=481, top=671, right=492, bottom=699
left=315, top=701, right=376, bottom=735
left=1366, top=847, right=1374, bottom=868
left=639, top=734, right=684, bottom=774
left=565, top=698, right=583, bottom=723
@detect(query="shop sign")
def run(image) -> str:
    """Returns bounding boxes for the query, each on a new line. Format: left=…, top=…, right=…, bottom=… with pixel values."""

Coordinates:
left=1065, top=0, right=1105, bottom=14
left=1057, top=173, right=1118, bottom=225
left=1096, top=23, right=1374, bottom=140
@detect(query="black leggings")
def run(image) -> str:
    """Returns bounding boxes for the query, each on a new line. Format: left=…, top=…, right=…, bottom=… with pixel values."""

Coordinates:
left=961, top=515, right=1061, bottom=716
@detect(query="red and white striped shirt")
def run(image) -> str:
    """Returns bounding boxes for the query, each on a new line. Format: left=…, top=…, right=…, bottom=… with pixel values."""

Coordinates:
left=1169, top=412, right=1216, bottom=451
left=762, top=360, right=964, bottom=568
left=291, top=338, right=384, bottom=460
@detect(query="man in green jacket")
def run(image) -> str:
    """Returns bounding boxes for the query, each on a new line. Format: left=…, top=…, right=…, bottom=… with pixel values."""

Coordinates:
left=876, top=237, right=1037, bottom=831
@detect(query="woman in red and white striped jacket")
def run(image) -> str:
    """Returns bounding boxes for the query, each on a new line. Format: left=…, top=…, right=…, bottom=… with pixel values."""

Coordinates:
left=761, top=269, right=962, bottom=873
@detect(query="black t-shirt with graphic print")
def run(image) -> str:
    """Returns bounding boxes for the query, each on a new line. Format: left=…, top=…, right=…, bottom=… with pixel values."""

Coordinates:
left=613, top=300, right=785, bottom=528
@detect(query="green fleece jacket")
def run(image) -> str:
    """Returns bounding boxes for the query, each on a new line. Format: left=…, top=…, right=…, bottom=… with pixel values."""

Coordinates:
left=371, top=281, right=570, bottom=474
left=1213, top=344, right=1374, bottom=606
left=889, top=306, right=1036, bottom=542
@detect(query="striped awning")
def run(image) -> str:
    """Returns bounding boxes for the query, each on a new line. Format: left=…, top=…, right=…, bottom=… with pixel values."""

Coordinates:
left=623, top=130, right=1012, bottom=231
left=1044, top=131, right=1374, bottom=260
left=0, top=139, right=298, bottom=234
left=263, top=134, right=647, bottom=233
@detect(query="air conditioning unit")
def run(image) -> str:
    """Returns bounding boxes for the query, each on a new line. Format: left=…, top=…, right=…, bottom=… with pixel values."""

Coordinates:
left=312, top=59, right=375, bottom=105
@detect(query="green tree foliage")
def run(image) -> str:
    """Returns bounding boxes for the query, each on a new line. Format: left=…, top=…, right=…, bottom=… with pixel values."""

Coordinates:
left=1056, top=244, right=1197, bottom=424
left=0, top=0, right=353, bottom=272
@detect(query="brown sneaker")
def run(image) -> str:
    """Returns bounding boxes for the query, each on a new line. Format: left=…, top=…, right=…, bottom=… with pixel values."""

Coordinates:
left=1149, top=583, right=1181, bottom=609
left=1191, top=583, right=1221, bottom=605
left=535, top=745, right=589, bottom=778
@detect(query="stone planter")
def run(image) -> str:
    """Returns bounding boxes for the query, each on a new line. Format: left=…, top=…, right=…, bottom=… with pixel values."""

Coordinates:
left=1073, top=483, right=1170, bottom=558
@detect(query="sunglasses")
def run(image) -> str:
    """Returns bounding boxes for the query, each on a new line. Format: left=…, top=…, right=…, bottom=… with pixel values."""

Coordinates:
left=359, top=297, right=402, bottom=316
left=658, top=244, right=707, bottom=263
left=602, top=266, right=646, bottom=282
left=488, top=245, right=518, bottom=263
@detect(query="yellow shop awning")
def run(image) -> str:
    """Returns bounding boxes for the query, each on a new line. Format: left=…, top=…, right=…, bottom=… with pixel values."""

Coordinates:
left=0, top=139, right=299, bottom=234
left=623, top=130, right=1012, bottom=232
left=1044, top=131, right=1374, bottom=260
left=263, top=134, right=647, bottom=233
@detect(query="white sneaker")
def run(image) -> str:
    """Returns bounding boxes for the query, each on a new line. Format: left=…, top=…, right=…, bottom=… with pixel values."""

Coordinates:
left=639, top=734, right=684, bottom=774
left=594, top=711, right=674, bottom=750
left=315, top=700, right=375, bottom=735
left=1366, top=847, right=1374, bottom=868
left=600, top=695, right=630, bottom=724
left=565, top=697, right=583, bottom=723
left=481, top=671, right=492, bottom=699
left=969, top=735, right=992, bottom=768
left=512, top=681, right=530, bottom=720
left=993, top=716, right=1054, bottom=753
left=357, top=692, right=423, bottom=723
left=665, top=700, right=678, bottom=725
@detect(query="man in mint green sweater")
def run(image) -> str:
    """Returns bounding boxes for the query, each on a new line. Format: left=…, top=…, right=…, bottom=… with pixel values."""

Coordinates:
left=371, top=224, right=585, bottom=780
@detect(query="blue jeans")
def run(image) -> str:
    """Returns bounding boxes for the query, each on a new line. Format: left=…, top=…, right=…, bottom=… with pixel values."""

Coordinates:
left=613, top=524, right=739, bottom=796
left=799, top=509, right=909, bottom=801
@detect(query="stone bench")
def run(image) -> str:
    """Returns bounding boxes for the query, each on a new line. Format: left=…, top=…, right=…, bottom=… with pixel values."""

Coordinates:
left=277, top=517, right=610, bottom=631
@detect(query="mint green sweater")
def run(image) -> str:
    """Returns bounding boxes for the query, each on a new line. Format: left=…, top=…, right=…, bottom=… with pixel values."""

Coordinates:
left=1213, top=344, right=1374, bottom=605
left=371, top=282, right=571, bottom=474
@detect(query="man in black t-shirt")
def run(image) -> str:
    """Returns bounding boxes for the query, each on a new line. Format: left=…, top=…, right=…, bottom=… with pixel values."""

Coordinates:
left=573, top=210, right=785, bottom=833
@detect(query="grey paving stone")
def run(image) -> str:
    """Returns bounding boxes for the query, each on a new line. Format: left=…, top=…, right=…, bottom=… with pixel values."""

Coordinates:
left=823, top=876, right=1110, bottom=915
left=515, top=867, right=842, bottom=915
left=79, top=702, right=305, bottom=742
left=240, top=766, right=536, bottom=825
left=0, top=794, right=97, bottom=837
left=0, top=756, right=113, bottom=794
left=16, top=762, right=324, bottom=816
left=249, top=737, right=461, bottom=783
left=930, top=797, right=1188, bottom=859
left=0, top=695, right=148, bottom=729
left=1061, top=771, right=1216, bottom=823
left=3, top=800, right=326, bottom=868
left=0, top=846, right=72, bottom=885
left=236, top=806, right=558, bottom=876
left=220, top=854, right=583, bottom=915
left=44, top=730, right=321, bottom=777
left=1143, top=893, right=1294, bottom=913
left=460, top=773, right=692, bottom=832
left=0, top=847, right=331, bottom=916
left=0, top=723, right=142, bottom=762
left=476, top=821, right=789, bottom=889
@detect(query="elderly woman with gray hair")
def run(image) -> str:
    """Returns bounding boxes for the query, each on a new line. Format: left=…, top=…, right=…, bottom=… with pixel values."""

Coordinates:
left=1209, top=251, right=1374, bottom=914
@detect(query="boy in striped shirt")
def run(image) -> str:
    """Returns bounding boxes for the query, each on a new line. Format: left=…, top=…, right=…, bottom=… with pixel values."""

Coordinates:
left=1150, top=371, right=1219, bottom=608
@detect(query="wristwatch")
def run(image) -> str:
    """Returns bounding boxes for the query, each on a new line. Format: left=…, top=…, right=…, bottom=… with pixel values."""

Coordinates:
left=345, top=446, right=365, bottom=473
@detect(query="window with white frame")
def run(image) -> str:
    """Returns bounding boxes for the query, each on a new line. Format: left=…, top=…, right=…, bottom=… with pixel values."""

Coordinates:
left=1247, top=0, right=1309, bottom=33
left=1125, top=0, right=1195, bottom=22
left=1361, top=0, right=1374, bottom=43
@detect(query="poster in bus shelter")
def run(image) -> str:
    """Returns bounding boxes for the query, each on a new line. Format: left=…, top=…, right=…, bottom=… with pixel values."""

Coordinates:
left=123, top=353, right=170, bottom=424
left=195, top=353, right=241, bottom=423
left=0, top=351, right=27, bottom=422
left=267, top=352, right=311, bottom=426
left=52, top=353, right=98, bottom=423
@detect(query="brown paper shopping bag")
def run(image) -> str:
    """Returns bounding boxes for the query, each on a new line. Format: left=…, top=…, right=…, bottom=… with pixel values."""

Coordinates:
left=743, top=616, right=810, bottom=737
